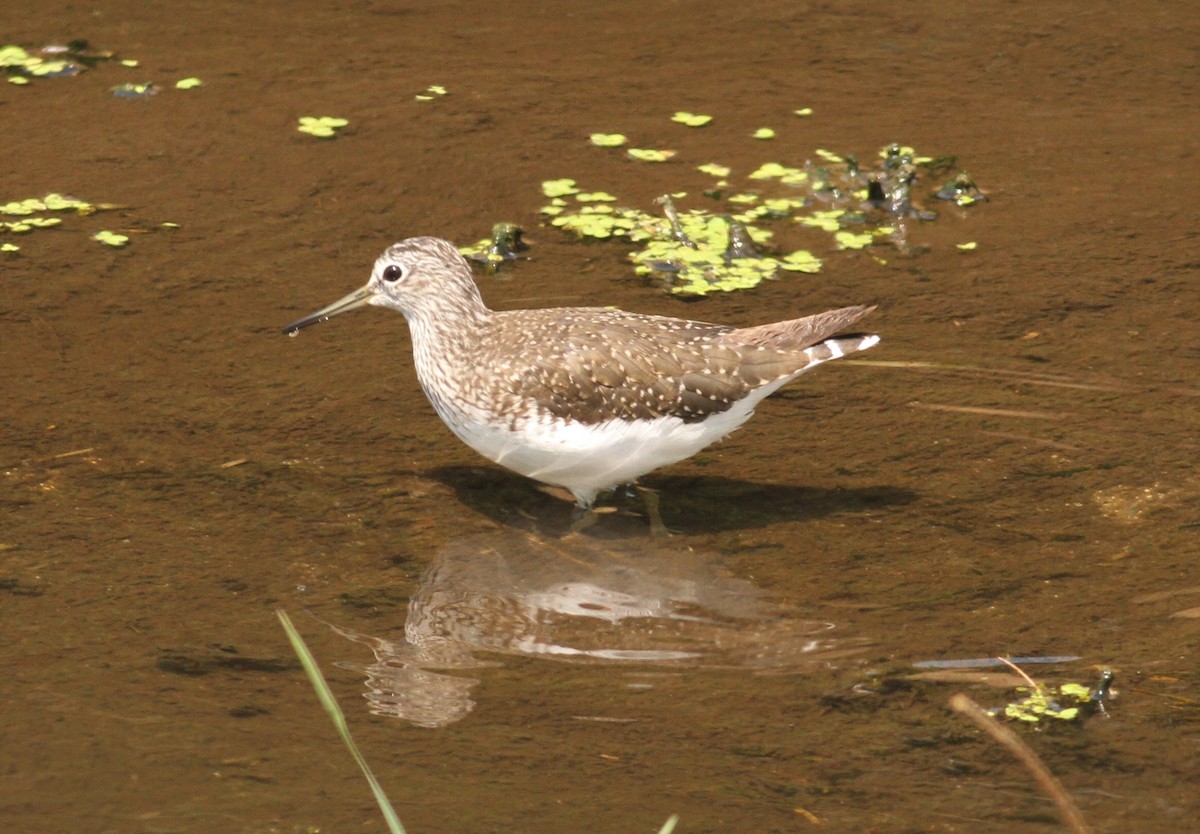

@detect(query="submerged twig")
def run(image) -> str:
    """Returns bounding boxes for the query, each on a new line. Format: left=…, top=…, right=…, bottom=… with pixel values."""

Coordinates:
left=850, top=359, right=1127, bottom=393
left=908, top=401, right=1067, bottom=421
left=50, top=447, right=96, bottom=460
left=996, top=656, right=1041, bottom=690
left=949, top=693, right=1093, bottom=834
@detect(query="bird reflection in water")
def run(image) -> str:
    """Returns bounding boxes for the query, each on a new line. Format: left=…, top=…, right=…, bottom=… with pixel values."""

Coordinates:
left=322, top=532, right=869, bottom=728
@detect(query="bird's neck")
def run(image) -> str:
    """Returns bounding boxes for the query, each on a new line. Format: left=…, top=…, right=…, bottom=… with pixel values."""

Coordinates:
left=406, top=298, right=490, bottom=399
left=404, top=276, right=489, bottom=343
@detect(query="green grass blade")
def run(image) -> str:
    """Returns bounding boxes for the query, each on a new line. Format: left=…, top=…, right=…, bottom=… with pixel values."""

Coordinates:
left=276, top=609, right=407, bottom=834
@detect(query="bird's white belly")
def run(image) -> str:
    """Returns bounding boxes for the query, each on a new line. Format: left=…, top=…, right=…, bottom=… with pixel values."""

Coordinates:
left=437, top=378, right=792, bottom=501
left=451, top=411, right=736, bottom=495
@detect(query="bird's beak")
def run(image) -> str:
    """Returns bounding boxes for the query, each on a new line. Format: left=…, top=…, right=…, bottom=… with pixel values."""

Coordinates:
left=282, top=283, right=376, bottom=335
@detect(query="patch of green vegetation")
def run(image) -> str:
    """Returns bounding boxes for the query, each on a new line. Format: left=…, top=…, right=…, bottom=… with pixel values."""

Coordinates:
left=2, top=216, right=62, bottom=235
left=297, top=116, right=349, bottom=138
left=534, top=116, right=985, bottom=294
left=2, top=40, right=146, bottom=87
left=992, top=669, right=1114, bottom=724
left=2, top=194, right=95, bottom=216
left=3, top=40, right=212, bottom=101
left=2, top=194, right=100, bottom=247
left=1, top=44, right=82, bottom=80
left=1, top=193, right=173, bottom=253
left=671, top=112, right=712, bottom=127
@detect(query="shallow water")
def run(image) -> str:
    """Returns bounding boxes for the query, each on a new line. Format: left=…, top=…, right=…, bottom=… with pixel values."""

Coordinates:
left=3, top=2, right=1198, bottom=832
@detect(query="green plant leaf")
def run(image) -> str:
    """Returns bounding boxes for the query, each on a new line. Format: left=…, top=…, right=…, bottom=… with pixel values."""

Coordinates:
left=43, top=193, right=91, bottom=211
left=671, top=111, right=712, bottom=127
left=627, top=148, right=675, bottom=162
left=748, top=162, right=804, bottom=180
left=589, top=133, right=627, bottom=147
left=835, top=230, right=873, bottom=249
left=541, top=178, right=579, bottom=197
left=778, top=250, right=822, bottom=273
left=0, top=45, right=32, bottom=67
left=298, top=116, right=348, bottom=137
left=93, top=230, right=129, bottom=247
left=277, top=610, right=407, bottom=834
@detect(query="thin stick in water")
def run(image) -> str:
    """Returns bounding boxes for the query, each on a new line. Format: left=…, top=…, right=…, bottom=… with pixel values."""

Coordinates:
left=949, top=692, right=1093, bottom=834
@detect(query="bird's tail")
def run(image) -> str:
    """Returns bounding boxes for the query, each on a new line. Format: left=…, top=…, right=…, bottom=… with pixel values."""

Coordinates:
left=802, top=332, right=880, bottom=365
left=729, top=304, right=876, bottom=350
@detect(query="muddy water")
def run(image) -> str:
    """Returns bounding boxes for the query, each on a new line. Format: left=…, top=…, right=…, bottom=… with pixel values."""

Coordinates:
left=3, top=1, right=1197, bottom=832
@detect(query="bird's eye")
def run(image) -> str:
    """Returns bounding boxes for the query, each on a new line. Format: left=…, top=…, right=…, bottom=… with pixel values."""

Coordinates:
left=382, top=264, right=404, bottom=282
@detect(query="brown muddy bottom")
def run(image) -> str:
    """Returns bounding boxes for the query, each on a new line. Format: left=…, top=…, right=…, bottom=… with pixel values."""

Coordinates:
left=2, top=2, right=1197, bottom=833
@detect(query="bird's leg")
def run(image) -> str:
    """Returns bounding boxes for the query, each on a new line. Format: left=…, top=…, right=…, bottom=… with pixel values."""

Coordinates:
left=567, top=486, right=670, bottom=536
left=568, top=503, right=599, bottom=536
left=634, top=484, right=671, bottom=537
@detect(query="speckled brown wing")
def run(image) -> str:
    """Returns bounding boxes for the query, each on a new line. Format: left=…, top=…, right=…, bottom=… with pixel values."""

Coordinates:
left=484, top=305, right=872, bottom=426
left=476, top=308, right=729, bottom=424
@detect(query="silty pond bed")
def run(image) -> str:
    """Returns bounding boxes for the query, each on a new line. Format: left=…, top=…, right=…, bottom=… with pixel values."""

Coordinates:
left=2, top=2, right=1197, bottom=832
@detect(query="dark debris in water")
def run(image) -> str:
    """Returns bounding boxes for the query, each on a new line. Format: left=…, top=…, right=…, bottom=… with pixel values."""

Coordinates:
left=111, top=81, right=159, bottom=99
left=935, top=171, right=988, bottom=206
left=0, top=577, right=46, bottom=597
left=460, top=222, right=529, bottom=272
left=156, top=645, right=299, bottom=676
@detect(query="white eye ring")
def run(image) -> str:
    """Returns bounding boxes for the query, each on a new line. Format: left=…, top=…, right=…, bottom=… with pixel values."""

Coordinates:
left=382, top=264, right=404, bottom=282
